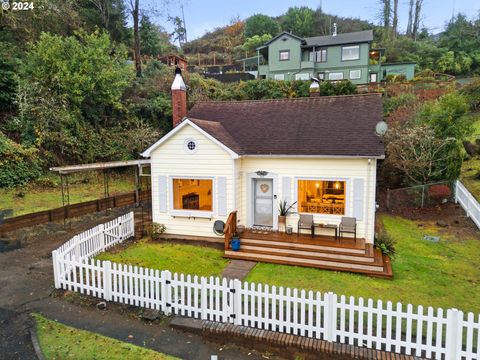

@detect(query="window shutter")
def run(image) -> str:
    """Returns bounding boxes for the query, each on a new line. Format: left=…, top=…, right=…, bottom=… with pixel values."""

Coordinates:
left=353, top=178, right=365, bottom=221
left=158, top=176, right=168, bottom=213
left=309, top=51, right=314, bottom=62
left=282, top=177, right=292, bottom=206
left=217, top=176, right=227, bottom=216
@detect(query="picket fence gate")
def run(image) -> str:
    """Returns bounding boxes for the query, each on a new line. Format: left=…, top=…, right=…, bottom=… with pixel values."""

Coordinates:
left=52, top=212, right=480, bottom=360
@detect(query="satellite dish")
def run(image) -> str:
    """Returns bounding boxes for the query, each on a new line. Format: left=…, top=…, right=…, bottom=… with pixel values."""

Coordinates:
left=375, top=121, right=388, bottom=136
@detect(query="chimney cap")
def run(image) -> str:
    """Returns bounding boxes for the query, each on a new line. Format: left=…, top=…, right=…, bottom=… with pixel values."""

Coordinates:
left=171, top=67, right=186, bottom=91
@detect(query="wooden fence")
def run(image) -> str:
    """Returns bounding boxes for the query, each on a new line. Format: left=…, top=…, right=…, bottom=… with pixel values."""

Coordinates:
left=0, top=190, right=150, bottom=234
left=52, top=213, right=480, bottom=360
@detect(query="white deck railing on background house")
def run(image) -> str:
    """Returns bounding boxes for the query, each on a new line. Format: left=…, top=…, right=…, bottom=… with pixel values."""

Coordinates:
left=52, top=212, right=480, bottom=360
left=455, top=180, right=480, bottom=230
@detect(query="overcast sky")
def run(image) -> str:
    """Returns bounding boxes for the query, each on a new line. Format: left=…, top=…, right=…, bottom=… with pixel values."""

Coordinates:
left=156, top=0, right=479, bottom=41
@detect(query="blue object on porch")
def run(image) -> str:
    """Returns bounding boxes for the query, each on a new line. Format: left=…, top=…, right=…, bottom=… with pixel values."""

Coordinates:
left=230, top=238, right=241, bottom=251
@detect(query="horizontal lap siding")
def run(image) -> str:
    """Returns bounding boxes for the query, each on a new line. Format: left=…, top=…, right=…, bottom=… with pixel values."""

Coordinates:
left=237, top=158, right=376, bottom=242
left=150, top=125, right=234, bottom=238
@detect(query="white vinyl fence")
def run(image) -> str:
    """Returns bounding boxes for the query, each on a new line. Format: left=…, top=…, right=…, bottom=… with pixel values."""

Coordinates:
left=456, top=180, right=480, bottom=229
left=52, top=212, right=480, bottom=360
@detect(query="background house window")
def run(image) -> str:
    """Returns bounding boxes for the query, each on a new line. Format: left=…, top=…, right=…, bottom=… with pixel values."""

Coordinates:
left=274, top=74, right=285, bottom=81
left=295, top=73, right=310, bottom=80
left=298, top=180, right=346, bottom=215
left=349, top=69, right=361, bottom=79
left=328, top=72, right=344, bottom=81
left=317, top=72, right=325, bottom=80
left=172, top=179, right=213, bottom=211
left=309, top=49, right=327, bottom=62
left=342, top=45, right=360, bottom=61
left=279, top=50, right=290, bottom=61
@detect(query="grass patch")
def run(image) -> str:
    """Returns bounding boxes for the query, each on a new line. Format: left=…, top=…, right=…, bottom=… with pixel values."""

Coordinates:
left=246, top=214, right=480, bottom=313
left=0, top=174, right=135, bottom=217
left=96, top=241, right=229, bottom=277
left=33, top=313, right=178, bottom=360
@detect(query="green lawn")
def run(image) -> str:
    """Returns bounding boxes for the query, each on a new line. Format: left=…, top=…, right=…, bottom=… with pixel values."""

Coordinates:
left=97, top=242, right=229, bottom=277
left=0, top=174, right=136, bottom=217
left=247, top=214, right=480, bottom=313
left=33, top=313, right=178, bottom=360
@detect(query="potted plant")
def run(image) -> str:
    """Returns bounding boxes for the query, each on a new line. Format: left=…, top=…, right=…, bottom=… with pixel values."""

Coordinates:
left=278, top=200, right=297, bottom=227
left=230, top=232, right=241, bottom=251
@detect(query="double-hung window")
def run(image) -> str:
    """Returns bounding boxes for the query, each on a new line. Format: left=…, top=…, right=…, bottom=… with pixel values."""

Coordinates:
left=309, top=49, right=327, bottom=62
left=279, top=50, right=290, bottom=61
left=342, top=45, right=360, bottom=61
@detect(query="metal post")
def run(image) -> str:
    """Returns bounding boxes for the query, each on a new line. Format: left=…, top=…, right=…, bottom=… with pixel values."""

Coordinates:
left=421, top=184, right=425, bottom=208
left=135, top=166, right=140, bottom=207
left=386, top=188, right=390, bottom=210
left=103, top=170, right=110, bottom=214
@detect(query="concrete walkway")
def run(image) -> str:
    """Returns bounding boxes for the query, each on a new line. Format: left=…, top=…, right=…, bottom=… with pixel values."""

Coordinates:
left=221, top=259, right=257, bottom=280
left=0, top=209, right=278, bottom=360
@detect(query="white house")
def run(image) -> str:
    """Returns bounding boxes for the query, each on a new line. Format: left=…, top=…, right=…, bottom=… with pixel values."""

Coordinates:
left=142, top=69, right=385, bottom=247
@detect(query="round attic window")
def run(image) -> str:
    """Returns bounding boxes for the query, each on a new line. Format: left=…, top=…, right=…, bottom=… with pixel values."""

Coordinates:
left=184, top=138, right=198, bottom=154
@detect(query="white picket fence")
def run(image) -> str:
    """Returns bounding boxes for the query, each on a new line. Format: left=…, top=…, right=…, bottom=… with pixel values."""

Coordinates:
left=52, top=212, right=480, bottom=360
left=456, top=180, right=480, bottom=229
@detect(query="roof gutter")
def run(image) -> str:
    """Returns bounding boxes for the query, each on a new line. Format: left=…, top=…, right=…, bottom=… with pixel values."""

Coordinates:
left=240, top=154, right=385, bottom=160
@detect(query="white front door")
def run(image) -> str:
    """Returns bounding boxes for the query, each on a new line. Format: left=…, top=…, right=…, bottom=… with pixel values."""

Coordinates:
left=253, top=179, right=273, bottom=227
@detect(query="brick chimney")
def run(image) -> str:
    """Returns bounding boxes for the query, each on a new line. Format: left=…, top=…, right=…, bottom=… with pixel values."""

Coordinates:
left=171, top=67, right=187, bottom=127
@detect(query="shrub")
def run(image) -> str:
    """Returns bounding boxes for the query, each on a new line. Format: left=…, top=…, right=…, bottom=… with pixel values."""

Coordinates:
left=374, top=231, right=397, bottom=258
left=383, top=93, right=417, bottom=115
left=148, top=223, right=166, bottom=240
left=428, top=184, right=452, bottom=200
left=0, top=132, right=42, bottom=188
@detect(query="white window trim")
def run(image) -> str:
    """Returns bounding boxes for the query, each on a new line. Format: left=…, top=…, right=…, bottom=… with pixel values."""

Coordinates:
left=342, top=45, right=360, bottom=61
left=168, top=176, right=215, bottom=218
left=274, top=74, right=285, bottom=81
left=294, top=177, right=350, bottom=219
left=349, top=69, right=361, bottom=80
left=328, top=72, right=344, bottom=81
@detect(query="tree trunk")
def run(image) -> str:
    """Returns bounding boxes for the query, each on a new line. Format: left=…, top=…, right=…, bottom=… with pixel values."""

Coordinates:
left=392, top=0, right=398, bottom=38
left=412, top=0, right=423, bottom=40
left=132, top=0, right=141, bottom=76
left=406, top=0, right=414, bottom=36
left=383, top=0, right=391, bottom=30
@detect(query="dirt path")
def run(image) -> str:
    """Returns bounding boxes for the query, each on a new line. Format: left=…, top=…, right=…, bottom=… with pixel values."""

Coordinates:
left=0, top=208, right=281, bottom=360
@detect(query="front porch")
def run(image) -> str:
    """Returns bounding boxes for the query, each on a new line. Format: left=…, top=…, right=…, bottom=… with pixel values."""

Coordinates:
left=224, top=212, right=392, bottom=279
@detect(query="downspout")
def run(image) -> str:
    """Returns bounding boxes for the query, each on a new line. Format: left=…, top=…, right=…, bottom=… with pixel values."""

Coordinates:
left=365, top=158, right=373, bottom=243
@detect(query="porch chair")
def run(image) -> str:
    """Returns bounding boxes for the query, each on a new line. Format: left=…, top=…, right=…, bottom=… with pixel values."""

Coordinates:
left=339, top=217, right=357, bottom=241
left=298, top=214, right=314, bottom=238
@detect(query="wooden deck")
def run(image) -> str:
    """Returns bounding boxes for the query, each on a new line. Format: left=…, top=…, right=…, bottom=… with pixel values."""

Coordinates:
left=224, top=229, right=392, bottom=279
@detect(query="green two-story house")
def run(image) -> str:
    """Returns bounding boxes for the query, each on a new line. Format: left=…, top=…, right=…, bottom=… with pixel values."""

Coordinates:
left=256, top=30, right=415, bottom=84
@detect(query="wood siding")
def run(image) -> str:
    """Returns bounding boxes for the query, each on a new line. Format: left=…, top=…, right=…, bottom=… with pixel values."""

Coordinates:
left=149, top=124, right=234, bottom=238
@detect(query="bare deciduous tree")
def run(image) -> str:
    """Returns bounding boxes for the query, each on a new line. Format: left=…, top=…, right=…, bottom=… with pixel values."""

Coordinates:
left=412, top=0, right=423, bottom=40
left=406, top=0, right=414, bottom=36
left=385, top=125, right=452, bottom=185
left=392, top=0, right=398, bottom=37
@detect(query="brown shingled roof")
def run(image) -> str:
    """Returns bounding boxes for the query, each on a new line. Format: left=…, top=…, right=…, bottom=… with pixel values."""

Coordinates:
left=187, top=93, right=385, bottom=158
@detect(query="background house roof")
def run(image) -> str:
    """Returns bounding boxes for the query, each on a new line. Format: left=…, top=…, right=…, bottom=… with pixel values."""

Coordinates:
left=187, top=93, right=385, bottom=158
left=303, top=30, right=374, bottom=48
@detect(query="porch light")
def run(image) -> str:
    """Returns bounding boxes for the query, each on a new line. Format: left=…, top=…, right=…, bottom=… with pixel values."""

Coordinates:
left=316, top=183, right=320, bottom=188
left=334, top=181, right=340, bottom=189
left=256, top=171, right=268, bottom=177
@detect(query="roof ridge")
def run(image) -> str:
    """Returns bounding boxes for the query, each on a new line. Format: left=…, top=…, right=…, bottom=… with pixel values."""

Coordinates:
left=193, top=93, right=381, bottom=105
